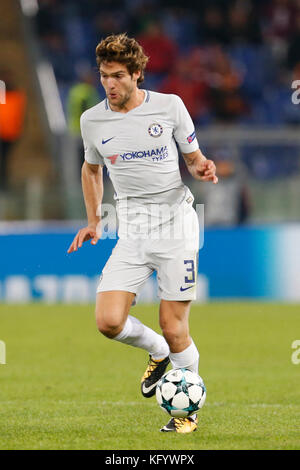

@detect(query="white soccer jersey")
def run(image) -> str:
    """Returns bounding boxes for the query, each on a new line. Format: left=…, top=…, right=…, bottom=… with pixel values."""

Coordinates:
left=80, top=90, right=199, bottom=204
left=81, top=90, right=201, bottom=301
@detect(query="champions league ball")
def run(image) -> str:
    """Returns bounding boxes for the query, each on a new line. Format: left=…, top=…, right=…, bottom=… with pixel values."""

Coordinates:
left=156, top=368, right=206, bottom=418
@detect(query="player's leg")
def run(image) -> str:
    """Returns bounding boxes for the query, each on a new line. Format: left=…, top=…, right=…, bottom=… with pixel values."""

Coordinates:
left=154, top=194, right=200, bottom=372
left=155, top=255, right=200, bottom=432
left=159, top=299, right=199, bottom=374
left=96, top=238, right=170, bottom=395
left=151, top=195, right=200, bottom=432
left=95, top=290, right=134, bottom=338
left=96, top=290, right=169, bottom=358
left=96, top=290, right=170, bottom=396
left=158, top=299, right=199, bottom=433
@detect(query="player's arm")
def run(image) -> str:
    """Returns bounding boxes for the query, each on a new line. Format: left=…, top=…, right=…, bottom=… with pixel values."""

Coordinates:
left=182, top=149, right=218, bottom=184
left=67, top=162, right=103, bottom=253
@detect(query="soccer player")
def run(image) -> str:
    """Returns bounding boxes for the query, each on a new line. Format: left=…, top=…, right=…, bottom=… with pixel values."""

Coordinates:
left=68, top=33, right=218, bottom=433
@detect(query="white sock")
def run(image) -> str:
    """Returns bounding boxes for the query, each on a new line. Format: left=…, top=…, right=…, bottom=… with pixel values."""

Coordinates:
left=169, top=339, right=199, bottom=374
left=113, top=315, right=169, bottom=360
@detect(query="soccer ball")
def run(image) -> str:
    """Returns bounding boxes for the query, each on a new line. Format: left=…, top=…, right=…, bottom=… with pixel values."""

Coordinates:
left=156, top=368, right=206, bottom=418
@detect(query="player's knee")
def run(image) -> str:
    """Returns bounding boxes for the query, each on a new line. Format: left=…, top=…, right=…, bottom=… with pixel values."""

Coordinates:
left=161, top=322, right=189, bottom=349
left=160, top=317, right=181, bottom=339
left=161, top=325, right=181, bottom=344
left=96, top=313, right=123, bottom=339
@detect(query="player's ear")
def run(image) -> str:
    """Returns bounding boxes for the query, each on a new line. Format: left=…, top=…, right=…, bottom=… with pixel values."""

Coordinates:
left=132, top=70, right=141, bottom=83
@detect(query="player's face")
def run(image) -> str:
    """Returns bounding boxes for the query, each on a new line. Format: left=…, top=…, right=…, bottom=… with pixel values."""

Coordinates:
left=100, top=62, right=140, bottom=109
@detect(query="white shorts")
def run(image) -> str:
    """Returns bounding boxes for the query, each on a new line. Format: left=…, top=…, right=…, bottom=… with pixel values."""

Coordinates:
left=97, top=191, right=199, bottom=303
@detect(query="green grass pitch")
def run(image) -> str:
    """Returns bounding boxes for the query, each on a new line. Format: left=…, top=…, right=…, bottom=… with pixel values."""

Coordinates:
left=0, top=302, right=299, bottom=450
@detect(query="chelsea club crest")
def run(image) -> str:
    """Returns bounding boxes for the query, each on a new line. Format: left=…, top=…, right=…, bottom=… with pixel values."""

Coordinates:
left=148, top=123, right=163, bottom=138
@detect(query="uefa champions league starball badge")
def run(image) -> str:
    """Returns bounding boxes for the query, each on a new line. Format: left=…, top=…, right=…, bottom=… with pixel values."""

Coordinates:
left=148, top=123, right=163, bottom=138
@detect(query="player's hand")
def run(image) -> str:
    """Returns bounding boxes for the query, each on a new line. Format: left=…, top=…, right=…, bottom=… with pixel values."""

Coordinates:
left=195, top=159, right=218, bottom=184
left=67, top=224, right=101, bottom=253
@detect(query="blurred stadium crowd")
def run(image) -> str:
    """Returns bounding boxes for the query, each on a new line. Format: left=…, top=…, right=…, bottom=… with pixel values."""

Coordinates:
left=35, top=0, right=300, bottom=126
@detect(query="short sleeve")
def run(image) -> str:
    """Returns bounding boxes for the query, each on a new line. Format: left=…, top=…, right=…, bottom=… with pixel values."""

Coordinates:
left=80, top=114, right=105, bottom=166
left=172, top=95, right=199, bottom=154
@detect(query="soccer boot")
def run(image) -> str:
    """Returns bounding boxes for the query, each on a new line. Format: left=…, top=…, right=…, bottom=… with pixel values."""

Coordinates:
left=141, top=355, right=170, bottom=398
left=160, top=415, right=198, bottom=433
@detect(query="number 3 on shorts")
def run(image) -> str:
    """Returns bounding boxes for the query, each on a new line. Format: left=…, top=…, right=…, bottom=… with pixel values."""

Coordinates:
left=184, top=259, right=195, bottom=284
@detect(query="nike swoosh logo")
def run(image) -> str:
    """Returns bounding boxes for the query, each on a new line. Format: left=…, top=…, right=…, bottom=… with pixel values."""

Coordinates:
left=180, top=285, right=195, bottom=292
left=102, top=137, right=115, bottom=144
left=142, top=381, right=159, bottom=394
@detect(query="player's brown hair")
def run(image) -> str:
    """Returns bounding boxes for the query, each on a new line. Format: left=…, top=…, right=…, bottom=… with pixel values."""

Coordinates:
left=95, top=33, right=149, bottom=85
